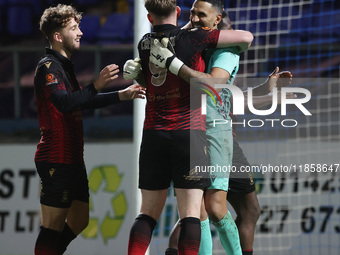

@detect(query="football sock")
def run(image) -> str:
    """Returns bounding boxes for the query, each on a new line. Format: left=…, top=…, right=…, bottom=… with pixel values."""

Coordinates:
left=128, top=214, right=157, bottom=255
left=165, top=248, right=179, bottom=255
left=178, top=217, right=201, bottom=255
left=34, top=226, right=63, bottom=255
left=212, top=211, right=242, bottom=255
left=242, top=249, right=253, bottom=255
left=59, top=223, right=77, bottom=254
left=198, top=218, right=213, bottom=255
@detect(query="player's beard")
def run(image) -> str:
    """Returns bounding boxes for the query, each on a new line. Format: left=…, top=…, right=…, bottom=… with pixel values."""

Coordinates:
left=63, top=36, right=80, bottom=54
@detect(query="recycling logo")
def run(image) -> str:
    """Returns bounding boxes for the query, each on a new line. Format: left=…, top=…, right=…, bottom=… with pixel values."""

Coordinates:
left=82, top=165, right=128, bottom=244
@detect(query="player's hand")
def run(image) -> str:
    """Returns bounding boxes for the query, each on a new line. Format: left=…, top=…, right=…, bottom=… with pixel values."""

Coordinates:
left=266, top=66, right=293, bottom=92
left=93, top=64, right=119, bottom=91
left=150, top=38, right=174, bottom=69
left=150, top=38, right=184, bottom=75
left=118, top=84, right=146, bottom=101
left=123, top=58, right=142, bottom=80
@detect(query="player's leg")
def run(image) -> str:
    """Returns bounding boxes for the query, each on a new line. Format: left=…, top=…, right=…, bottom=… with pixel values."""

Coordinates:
left=129, top=130, right=171, bottom=254
left=34, top=162, right=78, bottom=255
left=59, top=200, right=89, bottom=253
left=128, top=189, right=168, bottom=255
left=166, top=219, right=180, bottom=255
left=166, top=197, right=212, bottom=255
left=227, top=139, right=261, bottom=255
left=59, top=163, right=90, bottom=253
left=197, top=197, right=212, bottom=255
left=205, top=189, right=242, bottom=255
left=170, top=129, right=210, bottom=255
left=227, top=191, right=260, bottom=255
left=204, top=113, right=241, bottom=254
left=175, top=188, right=204, bottom=255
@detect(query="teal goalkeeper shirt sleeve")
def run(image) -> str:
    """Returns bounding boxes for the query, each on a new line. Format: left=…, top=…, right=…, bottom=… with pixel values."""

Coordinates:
left=205, top=47, right=240, bottom=120
left=206, top=47, right=240, bottom=84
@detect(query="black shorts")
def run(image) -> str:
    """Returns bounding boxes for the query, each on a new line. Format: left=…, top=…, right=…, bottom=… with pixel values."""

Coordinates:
left=35, top=161, right=89, bottom=208
left=139, top=130, right=211, bottom=190
left=228, top=139, right=255, bottom=195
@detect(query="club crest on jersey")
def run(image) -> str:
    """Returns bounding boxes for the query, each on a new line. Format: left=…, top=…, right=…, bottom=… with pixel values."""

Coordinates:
left=46, top=73, right=58, bottom=86
left=44, top=61, right=52, bottom=69
left=49, top=167, right=56, bottom=177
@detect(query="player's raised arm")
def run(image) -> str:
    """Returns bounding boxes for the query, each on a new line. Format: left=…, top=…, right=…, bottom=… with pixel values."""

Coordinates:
left=150, top=38, right=230, bottom=86
left=217, top=29, right=253, bottom=53
left=251, top=67, right=293, bottom=96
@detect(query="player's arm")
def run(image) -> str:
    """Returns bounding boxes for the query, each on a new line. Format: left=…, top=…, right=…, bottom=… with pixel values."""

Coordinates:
left=177, top=65, right=213, bottom=83
left=81, top=84, right=146, bottom=109
left=239, top=68, right=294, bottom=112
left=251, top=67, right=293, bottom=96
left=176, top=65, right=230, bottom=91
left=216, top=29, right=253, bottom=53
left=44, top=63, right=128, bottom=113
left=150, top=39, right=230, bottom=83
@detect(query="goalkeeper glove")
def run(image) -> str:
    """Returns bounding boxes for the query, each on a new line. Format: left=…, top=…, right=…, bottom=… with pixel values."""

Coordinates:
left=123, top=58, right=142, bottom=80
left=150, top=38, right=184, bottom=76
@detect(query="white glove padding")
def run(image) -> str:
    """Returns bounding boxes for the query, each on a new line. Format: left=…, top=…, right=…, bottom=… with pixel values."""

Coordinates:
left=150, top=38, right=184, bottom=76
left=123, top=58, right=142, bottom=80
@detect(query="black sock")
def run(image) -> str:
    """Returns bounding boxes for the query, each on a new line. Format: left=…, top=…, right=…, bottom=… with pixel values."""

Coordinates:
left=178, top=217, right=201, bottom=255
left=128, top=214, right=157, bottom=254
left=59, top=224, right=77, bottom=254
left=165, top=247, right=178, bottom=255
left=34, top=226, right=63, bottom=255
left=242, top=250, right=253, bottom=255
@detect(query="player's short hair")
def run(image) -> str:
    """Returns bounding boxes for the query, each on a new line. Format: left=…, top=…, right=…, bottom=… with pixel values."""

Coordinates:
left=39, top=4, right=82, bottom=42
left=144, top=0, right=177, bottom=17
left=199, top=0, right=224, bottom=14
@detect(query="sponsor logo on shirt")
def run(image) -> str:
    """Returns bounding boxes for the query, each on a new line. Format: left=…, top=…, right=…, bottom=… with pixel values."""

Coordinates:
left=45, top=73, right=58, bottom=86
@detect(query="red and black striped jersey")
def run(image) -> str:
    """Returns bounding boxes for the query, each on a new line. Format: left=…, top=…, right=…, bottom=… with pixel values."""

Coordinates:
left=138, top=25, right=220, bottom=131
left=34, top=48, right=120, bottom=164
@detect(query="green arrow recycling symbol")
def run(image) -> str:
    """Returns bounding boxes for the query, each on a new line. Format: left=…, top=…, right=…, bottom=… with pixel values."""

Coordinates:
left=82, top=165, right=127, bottom=244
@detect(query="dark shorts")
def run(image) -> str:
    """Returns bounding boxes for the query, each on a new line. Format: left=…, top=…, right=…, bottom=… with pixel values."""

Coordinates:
left=228, top=139, right=255, bottom=195
left=139, top=130, right=211, bottom=190
left=35, top=161, right=89, bottom=208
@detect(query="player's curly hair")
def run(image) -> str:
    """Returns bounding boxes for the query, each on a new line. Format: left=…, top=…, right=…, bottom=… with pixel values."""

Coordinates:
left=39, top=4, right=82, bottom=42
left=144, top=0, right=177, bottom=17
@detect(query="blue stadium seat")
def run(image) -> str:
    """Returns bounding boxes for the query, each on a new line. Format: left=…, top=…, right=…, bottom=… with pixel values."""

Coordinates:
left=97, top=13, right=131, bottom=44
left=0, top=11, right=2, bottom=34
left=7, top=0, right=41, bottom=16
left=75, top=0, right=97, bottom=6
left=0, top=0, right=5, bottom=33
left=7, top=5, right=32, bottom=35
left=80, top=14, right=101, bottom=43
left=177, top=0, right=192, bottom=9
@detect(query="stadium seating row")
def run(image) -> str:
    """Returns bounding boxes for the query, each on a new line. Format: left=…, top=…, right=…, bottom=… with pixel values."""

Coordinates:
left=0, top=0, right=131, bottom=44
left=0, top=0, right=339, bottom=45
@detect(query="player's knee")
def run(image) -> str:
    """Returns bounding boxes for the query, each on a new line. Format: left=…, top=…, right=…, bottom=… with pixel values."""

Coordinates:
left=239, top=202, right=261, bottom=226
left=69, top=215, right=89, bottom=235
left=253, top=203, right=261, bottom=223
left=81, top=216, right=90, bottom=231
left=205, top=205, right=226, bottom=222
